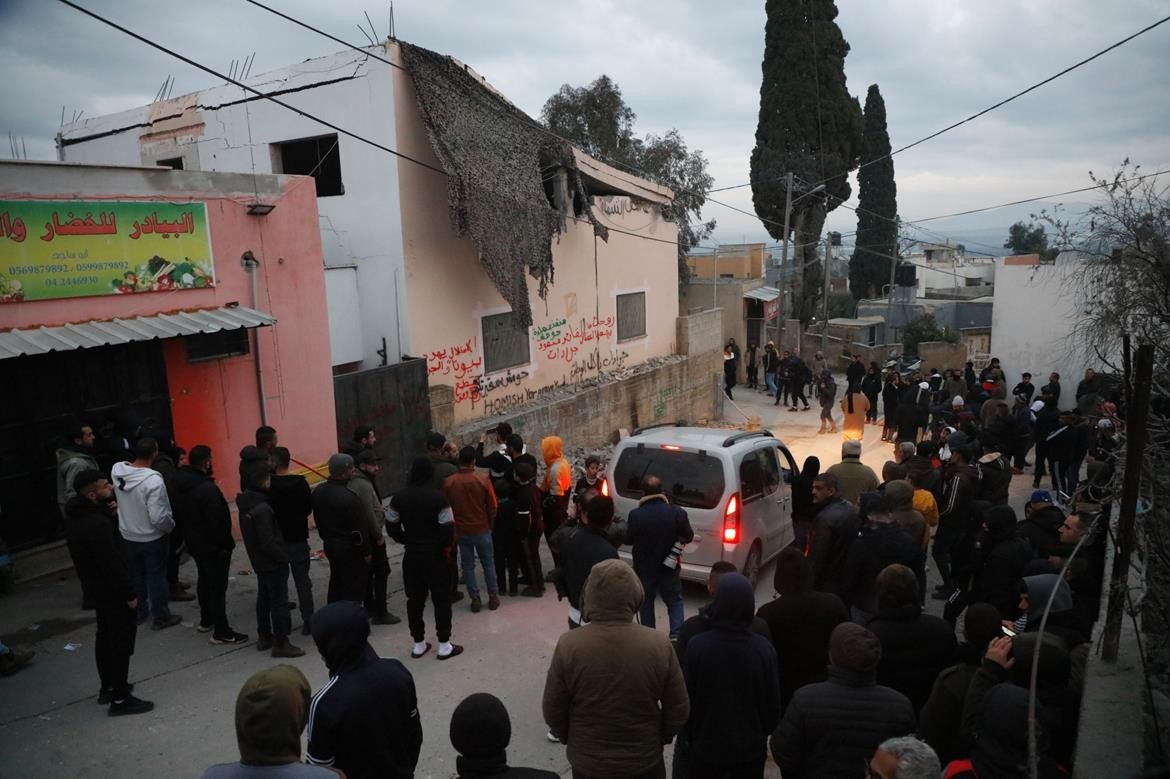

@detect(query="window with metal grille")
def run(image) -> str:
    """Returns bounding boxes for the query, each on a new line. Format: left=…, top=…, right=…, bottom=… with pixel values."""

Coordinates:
left=185, top=328, right=250, bottom=362
left=272, top=134, right=343, bottom=197
left=616, top=291, right=647, bottom=341
left=481, top=311, right=530, bottom=374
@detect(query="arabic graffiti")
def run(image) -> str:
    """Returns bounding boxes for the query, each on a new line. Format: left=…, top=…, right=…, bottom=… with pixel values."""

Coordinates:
left=427, top=337, right=482, bottom=380
left=536, top=315, right=616, bottom=364
left=0, top=200, right=215, bottom=303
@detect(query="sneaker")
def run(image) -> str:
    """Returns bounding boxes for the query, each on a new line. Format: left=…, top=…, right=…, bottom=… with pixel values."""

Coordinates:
left=519, top=586, right=544, bottom=598
left=195, top=623, right=214, bottom=633
left=151, top=614, right=182, bottom=631
left=488, top=594, right=500, bottom=611
left=0, top=647, right=34, bottom=677
left=271, top=638, right=306, bottom=658
left=371, top=611, right=402, bottom=625
left=210, top=630, right=249, bottom=645
left=470, top=596, right=482, bottom=613
left=97, top=683, right=134, bottom=705
left=437, top=643, right=464, bottom=661
left=256, top=634, right=273, bottom=652
left=108, top=694, right=154, bottom=717
left=168, top=589, right=196, bottom=602
left=410, top=641, right=432, bottom=659
left=547, top=729, right=560, bottom=743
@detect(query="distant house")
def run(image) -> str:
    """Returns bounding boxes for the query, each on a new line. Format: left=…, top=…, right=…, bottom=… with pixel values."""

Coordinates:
left=58, top=41, right=680, bottom=424
left=903, top=240, right=996, bottom=298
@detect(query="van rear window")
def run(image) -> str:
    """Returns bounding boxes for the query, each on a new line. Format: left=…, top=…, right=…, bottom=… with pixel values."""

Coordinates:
left=612, top=447, right=725, bottom=509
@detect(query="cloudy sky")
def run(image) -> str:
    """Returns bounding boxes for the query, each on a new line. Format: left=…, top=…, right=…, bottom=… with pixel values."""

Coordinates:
left=2, top=0, right=1167, bottom=254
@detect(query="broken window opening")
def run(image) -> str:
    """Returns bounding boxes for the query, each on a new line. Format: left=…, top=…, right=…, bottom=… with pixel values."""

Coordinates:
left=273, top=134, right=343, bottom=197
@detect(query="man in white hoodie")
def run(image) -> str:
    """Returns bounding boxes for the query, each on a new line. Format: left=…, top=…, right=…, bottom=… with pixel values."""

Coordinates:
left=112, top=438, right=181, bottom=630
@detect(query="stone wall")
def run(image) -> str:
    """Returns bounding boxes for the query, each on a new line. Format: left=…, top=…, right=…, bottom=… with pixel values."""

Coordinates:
left=917, top=340, right=968, bottom=372
left=676, top=307, right=723, bottom=357
left=801, top=332, right=897, bottom=373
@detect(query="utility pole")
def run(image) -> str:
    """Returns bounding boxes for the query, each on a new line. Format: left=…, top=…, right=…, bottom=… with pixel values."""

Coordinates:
left=1102, top=341, right=1154, bottom=661
left=820, top=235, right=832, bottom=354
left=781, top=172, right=795, bottom=317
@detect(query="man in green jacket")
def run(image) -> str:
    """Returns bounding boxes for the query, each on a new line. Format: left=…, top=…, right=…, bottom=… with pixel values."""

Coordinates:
left=349, top=450, right=400, bottom=626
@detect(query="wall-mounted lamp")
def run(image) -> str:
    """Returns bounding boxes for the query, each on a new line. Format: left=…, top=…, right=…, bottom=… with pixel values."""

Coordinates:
left=246, top=203, right=275, bottom=216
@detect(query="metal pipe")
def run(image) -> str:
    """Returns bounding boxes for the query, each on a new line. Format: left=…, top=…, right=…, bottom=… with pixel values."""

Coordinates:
left=242, top=251, right=268, bottom=426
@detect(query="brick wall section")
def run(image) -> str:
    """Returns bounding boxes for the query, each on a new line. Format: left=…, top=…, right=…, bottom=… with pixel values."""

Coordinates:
left=676, top=307, right=723, bottom=356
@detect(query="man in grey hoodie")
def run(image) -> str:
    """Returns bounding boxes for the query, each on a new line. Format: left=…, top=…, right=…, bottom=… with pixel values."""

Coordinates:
left=111, top=438, right=180, bottom=630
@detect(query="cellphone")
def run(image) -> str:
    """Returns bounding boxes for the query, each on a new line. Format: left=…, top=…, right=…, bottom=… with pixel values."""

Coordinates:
left=1002, top=626, right=1017, bottom=637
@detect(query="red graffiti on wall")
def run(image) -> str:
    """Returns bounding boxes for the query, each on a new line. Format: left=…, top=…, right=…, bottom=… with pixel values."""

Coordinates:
left=427, top=337, right=482, bottom=379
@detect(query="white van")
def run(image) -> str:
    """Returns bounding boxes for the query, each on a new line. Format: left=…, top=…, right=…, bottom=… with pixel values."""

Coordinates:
left=605, top=425, right=798, bottom=585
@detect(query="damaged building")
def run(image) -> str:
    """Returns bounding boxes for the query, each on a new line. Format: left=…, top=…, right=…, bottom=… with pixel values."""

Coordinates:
left=57, top=40, right=691, bottom=427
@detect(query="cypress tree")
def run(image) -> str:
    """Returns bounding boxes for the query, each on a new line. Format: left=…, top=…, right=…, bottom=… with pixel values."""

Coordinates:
left=849, top=84, right=899, bottom=301
left=751, top=0, right=862, bottom=323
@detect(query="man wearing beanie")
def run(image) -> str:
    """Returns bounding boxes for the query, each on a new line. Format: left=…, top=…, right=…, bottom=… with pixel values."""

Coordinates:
left=311, top=454, right=371, bottom=604
left=771, top=622, right=915, bottom=778
left=306, top=602, right=422, bottom=779
left=449, top=693, right=559, bottom=778
left=201, top=665, right=336, bottom=777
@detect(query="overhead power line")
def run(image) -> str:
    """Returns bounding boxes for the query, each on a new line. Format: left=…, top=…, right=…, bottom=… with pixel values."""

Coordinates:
left=710, top=13, right=1170, bottom=194
left=54, top=0, right=448, bottom=177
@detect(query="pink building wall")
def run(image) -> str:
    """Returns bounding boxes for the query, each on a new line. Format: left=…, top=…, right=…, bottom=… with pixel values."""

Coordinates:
left=0, top=161, right=337, bottom=482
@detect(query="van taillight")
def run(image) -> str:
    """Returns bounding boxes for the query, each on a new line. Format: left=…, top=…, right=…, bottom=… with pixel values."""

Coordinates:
left=723, top=493, right=740, bottom=544
left=600, top=478, right=609, bottom=497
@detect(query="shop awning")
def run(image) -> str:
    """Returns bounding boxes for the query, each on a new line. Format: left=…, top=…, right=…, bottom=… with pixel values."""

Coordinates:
left=743, top=286, right=781, bottom=302
left=0, top=305, right=275, bottom=360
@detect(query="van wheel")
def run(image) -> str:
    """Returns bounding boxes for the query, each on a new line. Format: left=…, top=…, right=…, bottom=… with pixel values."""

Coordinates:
left=743, top=543, right=763, bottom=587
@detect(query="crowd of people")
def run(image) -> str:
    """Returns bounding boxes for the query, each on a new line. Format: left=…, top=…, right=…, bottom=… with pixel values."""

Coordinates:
left=9, top=351, right=1120, bottom=776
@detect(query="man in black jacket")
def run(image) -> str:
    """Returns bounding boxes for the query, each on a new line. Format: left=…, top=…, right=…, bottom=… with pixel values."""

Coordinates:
left=312, top=454, right=371, bottom=604
left=932, top=449, right=976, bottom=598
left=387, top=456, right=462, bottom=660
left=771, top=622, right=915, bottom=778
left=307, top=602, right=423, bottom=779
left=968, top=505, right=1034, bottom=621
left=172, top=445, right=246, bottom=644
left=449, top=693, right=560, bottom=778
left=682, top=573, right=781, bottom=778
left=756, top=548, right=849, bottom=709
left=676, top=561, right=772, bottom=661
left=1017, top=490, right=1065, bottom=560
left=627, top=476, right=694, bottom=639
left=238, top=464, right=304, bottom=658
left=558, top=495, right=619, bottom=629
left=270, top=446, right=315, bottom=635
left=839, top=493, right=924, bottom=623
left=64, top=470, right=153, bottom=715
left=805, top=473, right=860, bottom=595
left=867, top=564, right=957, bottom=714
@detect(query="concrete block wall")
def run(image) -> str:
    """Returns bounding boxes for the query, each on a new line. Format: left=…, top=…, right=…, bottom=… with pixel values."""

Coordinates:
left=677, top=308, right=723, bottom=356
left=448, top=351, right=719, bottom=454
left=917, top=341, right=969, bottom=372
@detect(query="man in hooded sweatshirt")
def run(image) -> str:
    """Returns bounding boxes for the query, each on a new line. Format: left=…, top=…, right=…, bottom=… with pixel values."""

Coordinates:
left=449, top=693, right=560, bottom=778
left=238, top=463, right=304, bottom=658
left=312, top=454, right=371, bottom=604
left=111, top=437, right=180, bottom=630
left=65, top=469, right=154, bottom=715
left=543, top=558, right=689, bottom=779
left=839, top=494, right=925, bottom=623
left=681, top=573, right=781, bottom=778
left=945, top=682, right=1067, bottom=778
left=56, top=422, right=98, bottom=520
left=770, top=623, right=915, bottom=778
left=540, top=436, right=572, bottom=569
left=306, top=602, right=423, bottom=779
left=627, top=475, right=694, bottom=639
left=387, top=456, right=462, bottom=660
left=201, top=665, right=339, bottom=778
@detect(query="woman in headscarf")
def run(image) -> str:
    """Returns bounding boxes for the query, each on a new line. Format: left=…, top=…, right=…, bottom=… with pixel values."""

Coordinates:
left=840, top=388, right=870, bottom=442
left=881, top=371, right=901, bottom=443
left=722, top=344, right=736, bottom=400
left=817, top=369, right=838, bottom=434
left=791, top=455, right=821, bottom=551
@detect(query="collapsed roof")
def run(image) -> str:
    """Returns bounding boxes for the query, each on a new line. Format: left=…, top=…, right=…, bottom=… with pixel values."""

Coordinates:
left=399, top=41, right=608, bottom=327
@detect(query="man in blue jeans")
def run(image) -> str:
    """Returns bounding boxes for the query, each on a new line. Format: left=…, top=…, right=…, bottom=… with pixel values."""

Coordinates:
left=111, top=438, right=181, bottom=630
left=443, top=446, right=499, bottom=613
left=628, top=476, right=694, bottom=638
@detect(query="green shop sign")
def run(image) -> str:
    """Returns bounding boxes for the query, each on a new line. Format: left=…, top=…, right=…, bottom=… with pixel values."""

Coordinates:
left=0, top=199, right=214, bottom=303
